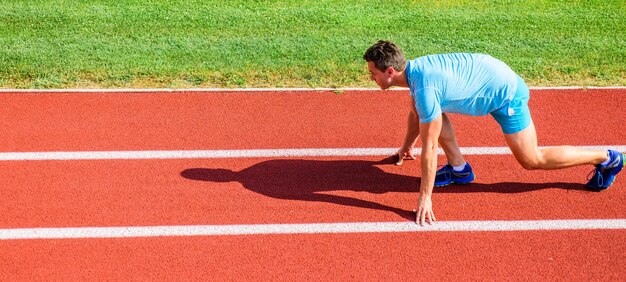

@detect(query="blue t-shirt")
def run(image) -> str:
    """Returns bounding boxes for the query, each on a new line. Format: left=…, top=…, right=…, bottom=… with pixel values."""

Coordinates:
left=405, top=53, right=519, bottom=123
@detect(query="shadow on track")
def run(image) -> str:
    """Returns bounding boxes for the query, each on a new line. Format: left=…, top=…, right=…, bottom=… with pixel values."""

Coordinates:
left=181, top=157, right=587, bottom=220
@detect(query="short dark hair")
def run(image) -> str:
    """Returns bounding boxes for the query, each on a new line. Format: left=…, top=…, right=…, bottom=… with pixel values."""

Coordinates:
left=363, top=40, right=407, bottom=72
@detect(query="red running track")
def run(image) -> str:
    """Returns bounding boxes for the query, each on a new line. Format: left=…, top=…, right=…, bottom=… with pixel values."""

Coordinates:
left=0, top=89, right=623, bottom=151
left=0, top=89, right=625, bottom=280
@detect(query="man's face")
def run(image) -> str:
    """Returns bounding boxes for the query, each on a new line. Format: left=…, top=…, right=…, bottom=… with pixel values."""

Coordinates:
left=367, top=61, right=393, bottom=90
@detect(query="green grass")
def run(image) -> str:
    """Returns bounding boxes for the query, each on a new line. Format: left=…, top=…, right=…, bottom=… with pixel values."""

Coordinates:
left=0, top=0, right=624, bottom=88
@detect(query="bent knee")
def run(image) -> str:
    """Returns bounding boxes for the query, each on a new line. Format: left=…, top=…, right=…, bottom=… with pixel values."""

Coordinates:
left=512, top=149, right=546, bottom=170
left=515, top=152, right=545, bottom=170
left=517, top=158, right=544, bottom=170
left=519, top=161, right=540, bottom=170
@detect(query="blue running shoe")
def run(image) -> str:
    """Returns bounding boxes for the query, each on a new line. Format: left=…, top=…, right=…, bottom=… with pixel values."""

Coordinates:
left=434, top=163, right=475, bottom=187
left=586, top=150, right=624, bottom=191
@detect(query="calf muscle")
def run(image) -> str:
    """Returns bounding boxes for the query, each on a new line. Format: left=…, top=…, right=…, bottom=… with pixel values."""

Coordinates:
left=505, top=122, right=608, bottom=170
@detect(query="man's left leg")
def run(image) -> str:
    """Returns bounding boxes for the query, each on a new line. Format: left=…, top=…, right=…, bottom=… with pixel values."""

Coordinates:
left=439, top=113, right=465, bottom=167
left=494, top=74, right=623, bottom=190
left=504, top=121, right=608, bottom=170
left=504, top=121, right=624, bottom=190
left=434, top=114, right=475, bottom=187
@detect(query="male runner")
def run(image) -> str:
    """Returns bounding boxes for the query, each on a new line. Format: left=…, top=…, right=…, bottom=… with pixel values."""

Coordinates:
left=363, top=40, right=624, bottom=225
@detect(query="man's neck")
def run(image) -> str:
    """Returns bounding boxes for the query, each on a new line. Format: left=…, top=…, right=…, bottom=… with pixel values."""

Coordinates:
left=393, top=69, right=409, bottom=88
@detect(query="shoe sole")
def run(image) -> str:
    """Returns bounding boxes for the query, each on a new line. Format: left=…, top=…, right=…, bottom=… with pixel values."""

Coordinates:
left=434, top=175, right=475, bottom=187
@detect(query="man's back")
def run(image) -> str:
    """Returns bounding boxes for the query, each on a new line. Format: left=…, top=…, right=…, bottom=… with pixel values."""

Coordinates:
left=406, top=53, right=519, bottom=122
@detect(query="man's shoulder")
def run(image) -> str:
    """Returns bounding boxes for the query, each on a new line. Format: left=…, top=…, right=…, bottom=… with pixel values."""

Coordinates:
left=418, top=53, right=493, bottom=63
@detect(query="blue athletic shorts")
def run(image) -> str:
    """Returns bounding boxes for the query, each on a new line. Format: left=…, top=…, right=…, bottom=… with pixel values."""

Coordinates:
left=490, top=76, right=532, bottom=134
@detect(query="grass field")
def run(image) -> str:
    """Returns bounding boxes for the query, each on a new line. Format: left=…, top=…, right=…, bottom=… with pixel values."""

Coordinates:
left=1, top=0, right=624, bottom=89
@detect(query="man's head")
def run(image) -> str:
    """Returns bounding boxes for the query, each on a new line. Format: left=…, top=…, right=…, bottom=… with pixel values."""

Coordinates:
left=363, top=40, right=407, bottom=90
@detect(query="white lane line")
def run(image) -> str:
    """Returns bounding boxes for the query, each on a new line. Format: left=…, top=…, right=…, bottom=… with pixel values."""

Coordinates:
left=1, top=219, right=625, bottom=240
left=0, top=145, right=624, bottom=161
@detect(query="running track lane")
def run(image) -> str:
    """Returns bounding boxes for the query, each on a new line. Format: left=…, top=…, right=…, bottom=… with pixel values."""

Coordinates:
left=2, top=231, right=625, bottom=280
left=1, top=156, right=625, bottom=228
left=1, top=89, right=625, bottom=280
left=0, top=89, right=623, bottom=152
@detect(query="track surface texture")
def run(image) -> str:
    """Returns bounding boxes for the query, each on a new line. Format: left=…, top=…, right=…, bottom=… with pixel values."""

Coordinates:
left=1, top=88, right=624, bottom=280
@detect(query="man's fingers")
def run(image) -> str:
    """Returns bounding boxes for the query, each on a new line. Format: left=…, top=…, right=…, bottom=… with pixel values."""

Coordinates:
left=426, top=213, right=432, bottom=225
left=396, top=157, right=404, bottom=165
left=419, top=210, right=426, bottom=226
left=395, top=153, right=405, bottom=165
left=415, top=209, right=436, bottom=225
left=414, top=209, right=420, bottom=224
left=395, top=152, right=417, bottom=165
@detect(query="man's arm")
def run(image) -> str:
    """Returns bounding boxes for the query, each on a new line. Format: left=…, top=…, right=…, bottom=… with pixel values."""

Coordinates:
left=396, top=98, right=420, bottom=165
left=416, top=115, right=442, bottom=225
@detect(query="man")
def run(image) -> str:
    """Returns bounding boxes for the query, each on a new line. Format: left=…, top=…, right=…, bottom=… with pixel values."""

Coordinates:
left=363, top=40, right=624, bottom=225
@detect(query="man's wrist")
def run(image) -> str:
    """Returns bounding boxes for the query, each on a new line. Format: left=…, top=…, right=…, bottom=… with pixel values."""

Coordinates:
left=419, top=188, right=433, bottom=197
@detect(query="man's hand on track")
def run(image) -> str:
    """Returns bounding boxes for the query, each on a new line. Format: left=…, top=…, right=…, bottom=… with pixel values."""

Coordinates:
left=395, top=147, right=416, bottom=165
left=414, top=193, right=436, bottom=225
